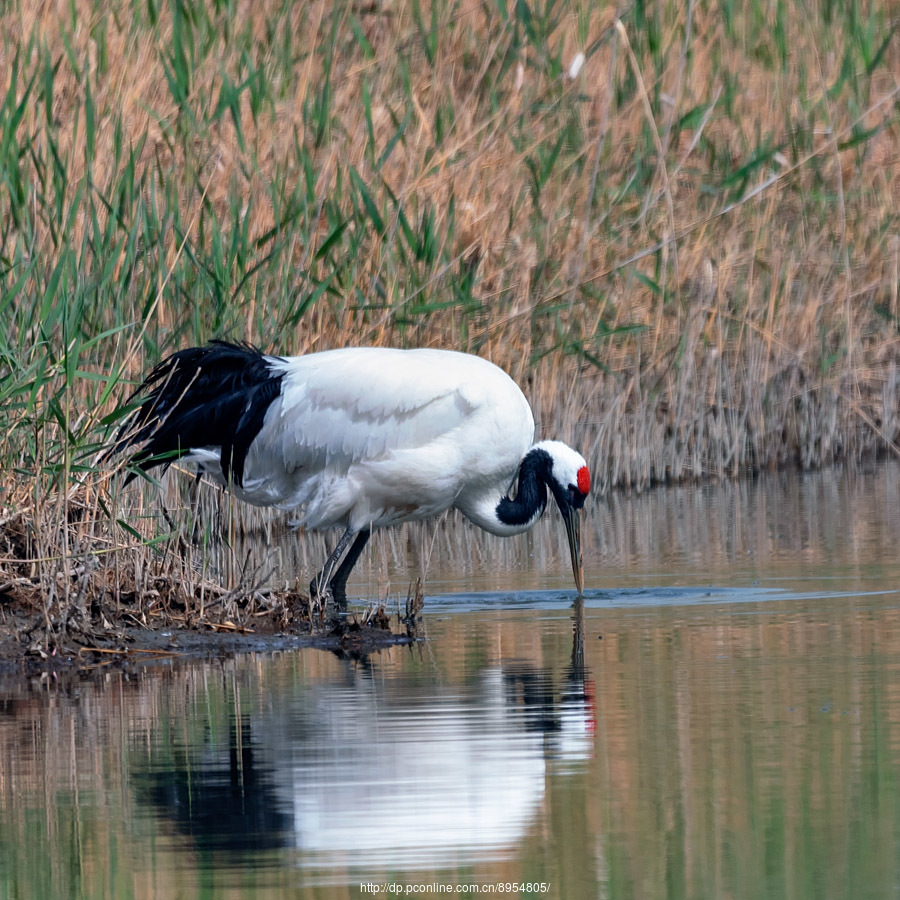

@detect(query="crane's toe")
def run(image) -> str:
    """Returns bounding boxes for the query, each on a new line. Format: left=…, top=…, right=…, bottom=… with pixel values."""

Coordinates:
left=309, top=575, right=332, bottom=606
left=308, top=575, right=349, bottom=612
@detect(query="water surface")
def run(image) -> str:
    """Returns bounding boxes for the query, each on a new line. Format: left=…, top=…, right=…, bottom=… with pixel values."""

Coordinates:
left=2, top=463, right=900, bottom=899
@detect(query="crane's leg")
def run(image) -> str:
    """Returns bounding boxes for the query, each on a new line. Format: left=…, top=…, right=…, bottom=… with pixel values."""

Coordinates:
left=328, top=529, right=371, bottom=606
left=309, top=526, right=373, bottom=611
left=309, top=526, right=357, bottom=606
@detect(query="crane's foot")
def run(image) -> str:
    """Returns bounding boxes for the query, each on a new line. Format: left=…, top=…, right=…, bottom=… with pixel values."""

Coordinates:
left=308, top=577, right=328, bottom=607
left=309, top=576, right=350, bottom=632
left=308, top=576, right=350, bottom=607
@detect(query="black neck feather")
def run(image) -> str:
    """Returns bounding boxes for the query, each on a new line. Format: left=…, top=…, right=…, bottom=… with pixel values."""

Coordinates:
left=496, top=448, right=552, bottom=527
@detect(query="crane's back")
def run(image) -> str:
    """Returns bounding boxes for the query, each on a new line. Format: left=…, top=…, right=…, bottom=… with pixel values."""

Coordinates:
left=239, top=347, right=536, bottom=530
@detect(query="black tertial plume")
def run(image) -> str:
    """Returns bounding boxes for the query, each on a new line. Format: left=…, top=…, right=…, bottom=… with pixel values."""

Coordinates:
left=110, top=341, right=284, bottom=486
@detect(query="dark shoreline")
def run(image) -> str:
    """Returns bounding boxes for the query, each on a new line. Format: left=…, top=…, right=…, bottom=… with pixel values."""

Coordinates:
left=0, top=606, right=416, bottom=677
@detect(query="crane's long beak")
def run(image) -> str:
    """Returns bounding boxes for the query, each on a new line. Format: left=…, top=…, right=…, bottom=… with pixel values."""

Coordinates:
left=561, top=505, right=584, bottom=597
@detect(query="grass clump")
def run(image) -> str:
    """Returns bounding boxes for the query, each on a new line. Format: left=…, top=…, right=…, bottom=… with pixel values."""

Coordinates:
left=0, top=0, right=899, bottom=651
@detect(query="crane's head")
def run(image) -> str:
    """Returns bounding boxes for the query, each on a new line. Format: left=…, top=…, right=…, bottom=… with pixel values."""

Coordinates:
left=534, top=440, right=590, bottom=596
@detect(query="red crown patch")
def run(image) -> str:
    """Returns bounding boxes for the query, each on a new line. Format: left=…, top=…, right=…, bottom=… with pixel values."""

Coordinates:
left=577, top=466, right=591, bottom=495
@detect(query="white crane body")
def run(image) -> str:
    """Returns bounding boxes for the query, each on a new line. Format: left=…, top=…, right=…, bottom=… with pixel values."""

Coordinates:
left=114, top=342, right=589, bottom=603
left=217, top=348, right=535, bottom=533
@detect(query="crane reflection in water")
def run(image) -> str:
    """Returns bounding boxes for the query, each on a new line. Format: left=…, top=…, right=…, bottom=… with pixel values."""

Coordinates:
left=132, top=601, right=594, bottom=871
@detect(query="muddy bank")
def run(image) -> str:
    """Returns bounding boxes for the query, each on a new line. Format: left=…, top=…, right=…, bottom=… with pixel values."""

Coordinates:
left=0, top=502, right=430, bottom=676
left=0, top=615, right=416, bottom=677
left=0, top=575, right=419, bottom=677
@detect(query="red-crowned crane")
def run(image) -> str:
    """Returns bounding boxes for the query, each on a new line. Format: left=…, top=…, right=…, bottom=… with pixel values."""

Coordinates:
left=113, top=342, right=590, bottom=605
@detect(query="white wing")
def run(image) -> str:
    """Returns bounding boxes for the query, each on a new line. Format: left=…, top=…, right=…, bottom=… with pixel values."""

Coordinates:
left=237, top=348, right=534, bottom=528
left=272, top=348, right=487, bottom=469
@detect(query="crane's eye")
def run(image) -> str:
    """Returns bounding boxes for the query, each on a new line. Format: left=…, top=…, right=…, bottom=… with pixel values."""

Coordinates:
left=567, top=484, right=586, bottom=509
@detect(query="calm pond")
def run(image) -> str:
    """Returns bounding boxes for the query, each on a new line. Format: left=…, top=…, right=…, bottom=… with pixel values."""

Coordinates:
left=2, top=462, right=900, bottom=899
